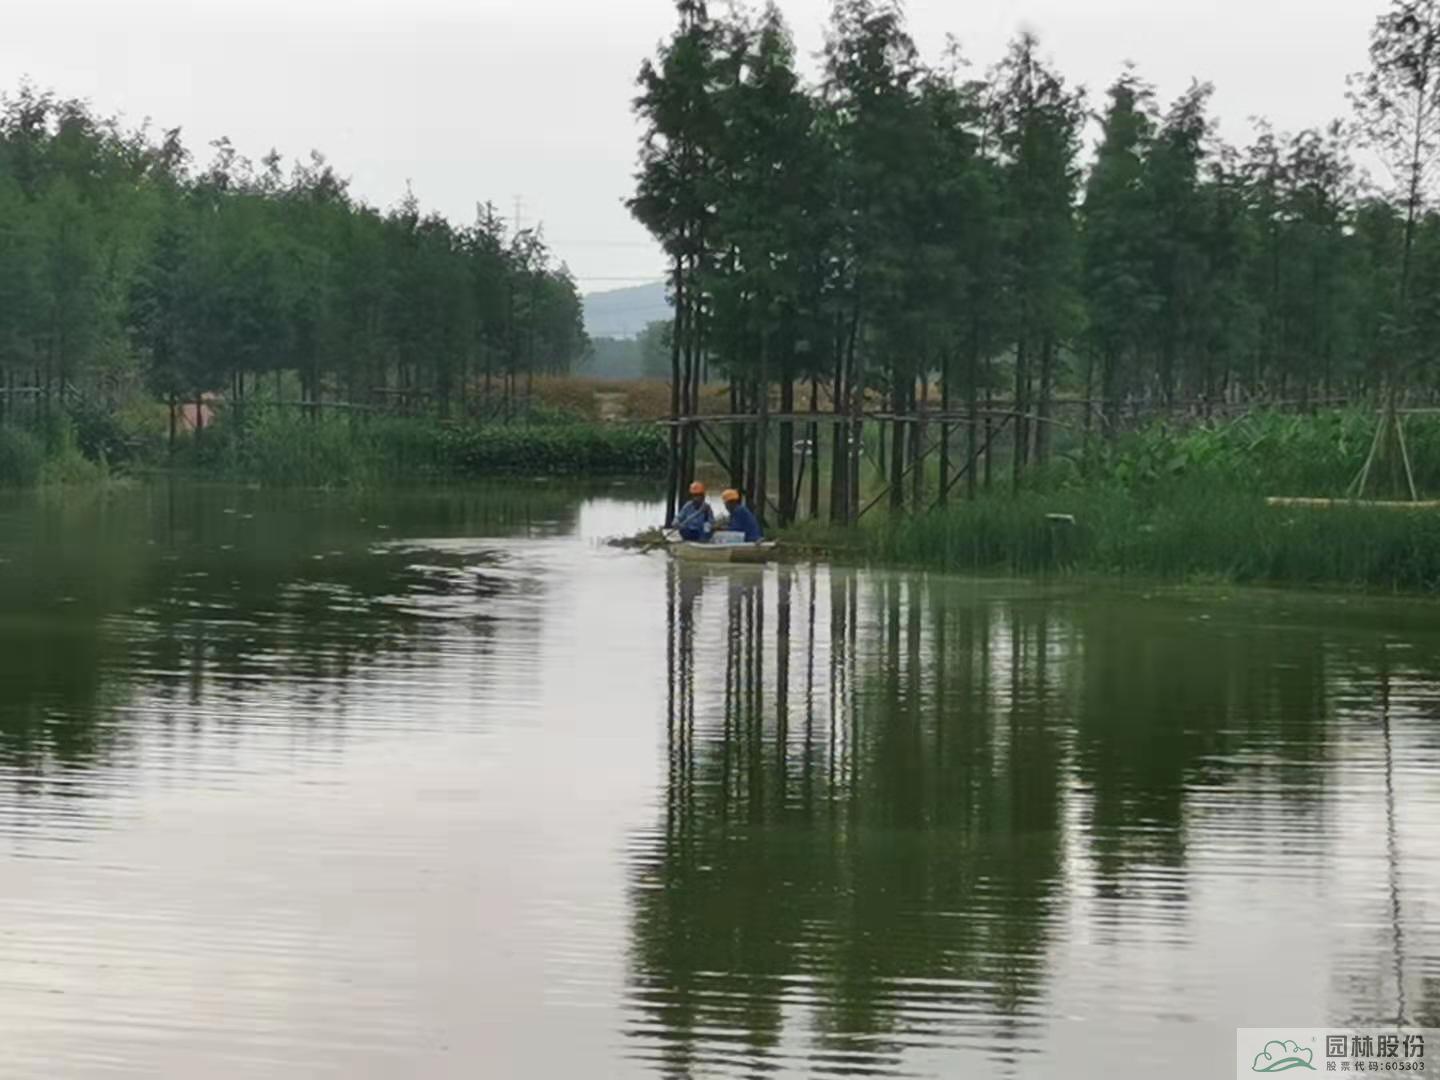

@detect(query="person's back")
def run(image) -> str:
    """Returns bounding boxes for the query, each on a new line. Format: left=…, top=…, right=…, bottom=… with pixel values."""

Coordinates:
left=722, top=493, right=762, bottom=542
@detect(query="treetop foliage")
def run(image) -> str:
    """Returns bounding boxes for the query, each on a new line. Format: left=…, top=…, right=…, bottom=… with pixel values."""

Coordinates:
left=631, top=0, right=1440, bottom=417
left=0, top=82, right=588, bottom=415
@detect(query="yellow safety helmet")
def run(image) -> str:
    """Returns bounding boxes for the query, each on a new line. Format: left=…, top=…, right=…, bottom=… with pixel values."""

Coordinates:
left=689, top=481, right=706, bottom=495
left=722, top=488, right=741, bottom=503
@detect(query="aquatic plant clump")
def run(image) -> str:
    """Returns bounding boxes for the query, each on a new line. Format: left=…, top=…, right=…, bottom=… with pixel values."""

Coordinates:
left=0, top=425, right=43, bottom=488
left=0, top=419, right=108, bottom=489
left=858, top=485, right=1440, bottom=593
left=1068, top=410, right=1440, bottom=500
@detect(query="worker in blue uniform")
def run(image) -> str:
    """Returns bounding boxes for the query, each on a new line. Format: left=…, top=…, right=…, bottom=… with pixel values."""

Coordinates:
left=674, top=481, right=715, bottom=541
left=721, top=489, right=762, bottom=542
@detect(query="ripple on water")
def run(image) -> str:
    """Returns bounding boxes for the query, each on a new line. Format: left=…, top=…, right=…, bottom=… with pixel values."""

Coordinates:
left=1, top=494, right=1439, bottom=1078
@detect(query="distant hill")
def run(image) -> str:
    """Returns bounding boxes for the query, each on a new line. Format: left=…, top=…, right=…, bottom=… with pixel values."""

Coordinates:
left=582, top=281, right=669, bottom=340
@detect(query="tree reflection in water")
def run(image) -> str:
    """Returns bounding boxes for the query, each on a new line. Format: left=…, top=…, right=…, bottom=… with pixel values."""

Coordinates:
left=629, top=565, right=1440, bottom=1075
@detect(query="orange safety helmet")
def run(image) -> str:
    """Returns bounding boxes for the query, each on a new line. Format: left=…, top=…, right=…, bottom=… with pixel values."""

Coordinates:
left=722, top=489, right=741, bottom=503
left=688, top=481, right=706, bottom=495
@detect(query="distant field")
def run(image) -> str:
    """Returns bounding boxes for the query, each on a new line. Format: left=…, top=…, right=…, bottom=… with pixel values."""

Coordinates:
left=531, top=376, right=850, bottom=421
left=530, top=376, right=728, bottom=422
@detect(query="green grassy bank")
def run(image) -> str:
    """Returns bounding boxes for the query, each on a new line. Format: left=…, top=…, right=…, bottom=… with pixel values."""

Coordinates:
left=786, top=411, right=1440, bottom=594
left=185, top=409, right=669, bottom=487
left=1, top=402, right=669, bottom=490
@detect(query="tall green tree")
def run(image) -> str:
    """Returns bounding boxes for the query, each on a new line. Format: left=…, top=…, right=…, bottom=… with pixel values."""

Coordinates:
left=1145, top=82, right=1212, bottom=406
left=1349, top=0, right=1440, bottom=381
left=1082, top=70, right=1159, bottom=434
left=630, top=0, right=723, bottom=522
left=708, top=3, right=826, bottom=521
left=822, top=0, right=926, bottom=518
left=991, top=32, right=1085, bottom=483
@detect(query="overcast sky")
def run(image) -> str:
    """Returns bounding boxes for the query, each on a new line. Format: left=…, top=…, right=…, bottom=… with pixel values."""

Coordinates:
left=3, top=0, right=1385, bottom=293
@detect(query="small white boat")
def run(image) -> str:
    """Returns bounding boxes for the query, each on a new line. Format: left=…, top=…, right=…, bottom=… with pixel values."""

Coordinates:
left=663, top=529, right=777, bottom=564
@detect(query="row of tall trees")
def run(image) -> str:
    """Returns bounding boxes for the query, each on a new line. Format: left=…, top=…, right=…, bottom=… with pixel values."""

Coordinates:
left=632, top=0, right=1440, bottom=524
left=0, top=85, right=587, bottom=431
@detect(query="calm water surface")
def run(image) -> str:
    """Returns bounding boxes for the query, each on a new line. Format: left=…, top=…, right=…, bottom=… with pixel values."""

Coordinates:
left=1, top=482, right=1438, bottom=1078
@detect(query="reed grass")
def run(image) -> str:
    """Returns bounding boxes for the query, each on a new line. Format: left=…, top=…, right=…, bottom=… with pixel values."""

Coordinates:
left=0, top=425, right=43, bottom=487
left=805, top=411, right=1440, bottom=593
left=0, top=419, right=109, bottom=488
left=859, top=486, right=1440, bottom=591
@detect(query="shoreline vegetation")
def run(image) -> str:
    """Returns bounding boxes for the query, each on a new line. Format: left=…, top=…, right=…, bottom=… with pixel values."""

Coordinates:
left=913, top=408, right=1437, bottom=594
left=779, top=492, right=1440, bottom=596
left=10, top=389, right=1440, bottom=596
left=583, top=399, right=1440, bottom=596
left=0, top=388, right=672, bottom=490
left=764, top=410, right=1440, bottom=595
left=9, top=0, right=1440, bottom=600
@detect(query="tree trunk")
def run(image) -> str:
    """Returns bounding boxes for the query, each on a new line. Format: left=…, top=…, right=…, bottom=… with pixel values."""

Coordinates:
left=888, top=379, right=905, bottom=512
left=681, top=261, right=700, bottom=500
left=846, top=305, right=864, bottom=525
left=939, top=353, right=952, bottom=507
left=1012, top=338, right=1028, bottom=493
left=756, top=342, right=771, bottom=528
left=912, top=374, right=925, bottom=509
left=829, top=390, right=847, bottom=524
left=745, top=381, right=758, bottom=504
left=729, top=381, right=745, bottom=489
left=808, top=374, right=821, bottom=521
left=1083, top=350, right=1094, bottom=441
left=829, top=326, right=849, bottom=524
left=967, top=345, right=980, bottom=501
left=681, top=323, right=693, bottom=496
left=1035, top=335, right=1054, bottom=468
left=778, top=377, right=795, bottom=526
left=665, top=258, right=683, bottom=526
left=983, top=381, right=993, bottom=491
left=1103, top=350, right=1120, bottom=440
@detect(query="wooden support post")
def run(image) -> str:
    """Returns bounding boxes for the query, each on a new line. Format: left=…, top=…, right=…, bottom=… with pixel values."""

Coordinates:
left=1396, top=410, right=1419, bottom=501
